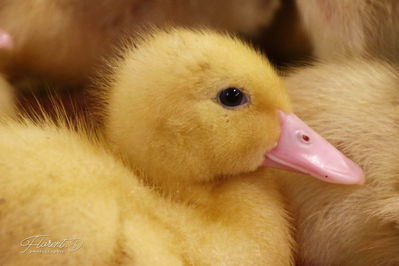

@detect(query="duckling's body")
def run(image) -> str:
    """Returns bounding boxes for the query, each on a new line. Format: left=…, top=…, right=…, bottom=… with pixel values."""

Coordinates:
left=282, top=58, right=399, bottom=265
left=0, top=122, right=292, bottom=265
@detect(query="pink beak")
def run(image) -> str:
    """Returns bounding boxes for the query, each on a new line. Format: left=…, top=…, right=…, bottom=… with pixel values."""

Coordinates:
left=0, top=29, right=12, bottom=50
left=263, top=111, right=364, bottom=185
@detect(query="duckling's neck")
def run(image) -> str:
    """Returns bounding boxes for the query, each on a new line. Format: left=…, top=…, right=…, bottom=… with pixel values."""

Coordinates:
left=138, top=168, right=272, bottom=210
left=125, top=156, right=274, bottom=208
left=123, top=162, right=214, bottom=205
left=142, top=175, right=217, bottom=206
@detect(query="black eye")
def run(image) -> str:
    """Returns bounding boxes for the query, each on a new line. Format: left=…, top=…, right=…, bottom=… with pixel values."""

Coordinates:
left=218, top=87, right=249, bottom=108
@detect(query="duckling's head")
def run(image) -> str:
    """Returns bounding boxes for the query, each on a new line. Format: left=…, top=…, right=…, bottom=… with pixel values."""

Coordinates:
left=103, top=28, right=364, bottom=188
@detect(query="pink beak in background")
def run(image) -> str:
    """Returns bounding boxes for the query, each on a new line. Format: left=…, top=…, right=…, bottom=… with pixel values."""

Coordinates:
left=0, top=29, right=12, bottom=50
left=263, top=111, right=365, bottom=185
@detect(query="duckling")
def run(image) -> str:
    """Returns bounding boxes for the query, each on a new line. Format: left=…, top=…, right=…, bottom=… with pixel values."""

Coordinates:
left=296, top=0, right=399, bottom=60
left=0, top=29, right=363, bottom=265
left=0, top=0, right=279, bottom=88
left=282, top=58, right=399, bottom=265
left=98, top=28, right=363, bottom=262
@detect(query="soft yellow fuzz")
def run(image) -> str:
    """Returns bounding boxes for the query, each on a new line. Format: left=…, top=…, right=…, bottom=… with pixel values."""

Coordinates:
left=103, top=28, right=291, bottom=190
left=1, top=29, right=294, bottom=265
left=281, top=58, right=399, bottom=266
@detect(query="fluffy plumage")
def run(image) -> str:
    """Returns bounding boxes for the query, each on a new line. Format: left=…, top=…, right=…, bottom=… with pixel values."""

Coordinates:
left=0, top=0, right=279, bottom=87
left=1, top=29, right=294, bottom=265
left=101, top=29, right=292, bottom=192
left=282, top=58, right=399, bottom=265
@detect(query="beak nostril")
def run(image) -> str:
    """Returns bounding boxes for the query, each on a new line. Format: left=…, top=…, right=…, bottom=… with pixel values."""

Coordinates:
left=296, top=130, right=312, bottom=144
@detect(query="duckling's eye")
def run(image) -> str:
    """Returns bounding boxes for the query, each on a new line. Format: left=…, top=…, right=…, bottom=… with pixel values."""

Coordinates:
left=218, top=87, right=249, bottom=108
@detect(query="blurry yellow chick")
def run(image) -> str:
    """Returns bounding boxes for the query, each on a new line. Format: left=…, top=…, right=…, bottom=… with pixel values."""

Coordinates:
left=0, top=29, right=363, bottom=265
left=0, top=0, right=279, bottom=88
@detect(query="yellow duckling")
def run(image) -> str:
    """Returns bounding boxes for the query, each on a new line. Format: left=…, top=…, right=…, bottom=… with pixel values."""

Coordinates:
left=0, top=29, right=363, bottom=265
left=282, top=58, right=399, bottom=266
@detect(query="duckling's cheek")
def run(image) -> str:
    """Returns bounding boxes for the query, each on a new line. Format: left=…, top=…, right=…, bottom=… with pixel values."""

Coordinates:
left=255, top=111, right=282, bottom=150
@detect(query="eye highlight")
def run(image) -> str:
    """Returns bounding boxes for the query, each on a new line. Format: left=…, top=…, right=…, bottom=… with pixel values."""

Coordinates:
left=218, top=87, right=249, bottom=109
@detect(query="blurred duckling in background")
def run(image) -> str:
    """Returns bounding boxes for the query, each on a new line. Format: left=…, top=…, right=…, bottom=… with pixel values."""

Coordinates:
left=296, top=0, right=399, bottom=61
left=282, top=58, right=399, bottom=266
left=0, top=0, right=280, bottom=89
left=0, top=29, right=363, bottom=265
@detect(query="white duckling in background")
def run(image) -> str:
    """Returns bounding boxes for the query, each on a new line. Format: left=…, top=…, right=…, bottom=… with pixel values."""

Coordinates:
left=282, top=58, right=399, bottom=266
left=296, top=0, right=399, bottom=60
left=0, top=29, right=363, bottom=265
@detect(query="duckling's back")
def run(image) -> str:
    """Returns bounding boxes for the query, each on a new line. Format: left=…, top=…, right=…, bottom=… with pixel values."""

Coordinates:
left=0, top=121, right=185, bottom=265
